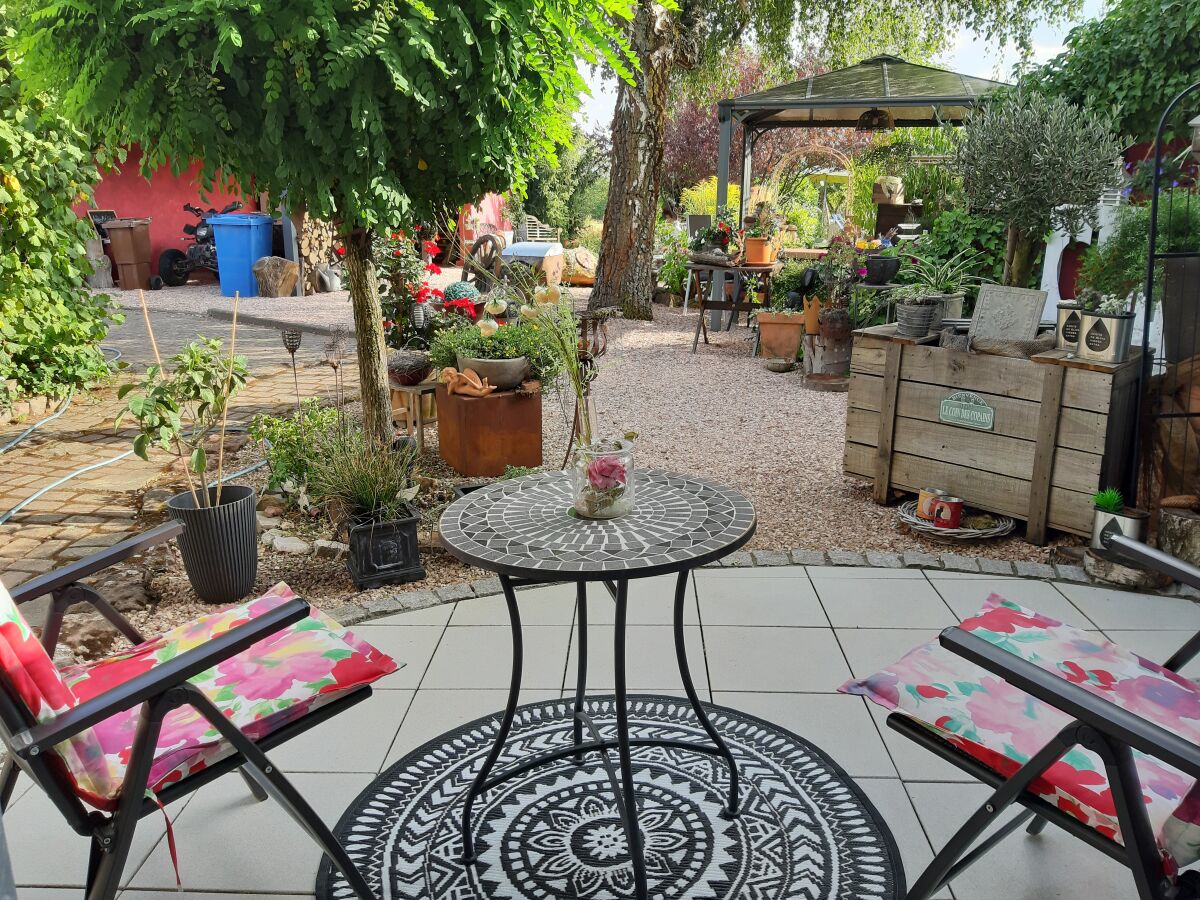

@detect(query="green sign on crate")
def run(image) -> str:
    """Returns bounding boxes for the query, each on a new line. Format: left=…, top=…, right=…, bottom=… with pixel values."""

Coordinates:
left=939, top=391, right=995, bottom=431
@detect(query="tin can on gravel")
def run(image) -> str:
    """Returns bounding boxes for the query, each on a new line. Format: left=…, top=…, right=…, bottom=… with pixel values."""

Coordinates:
left=917, top=488, right=947, bottom=521
left=933, top=497, right=964, bottom=529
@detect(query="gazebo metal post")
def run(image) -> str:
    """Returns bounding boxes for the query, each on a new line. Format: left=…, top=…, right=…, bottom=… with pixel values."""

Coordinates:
left=739, top=128, right=755, bottom=225
left=712, top=103, right=734, bottom=329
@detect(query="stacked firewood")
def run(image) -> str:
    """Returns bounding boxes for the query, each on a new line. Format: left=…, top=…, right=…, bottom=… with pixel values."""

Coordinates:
left=296, top=214, right=337, bottom=293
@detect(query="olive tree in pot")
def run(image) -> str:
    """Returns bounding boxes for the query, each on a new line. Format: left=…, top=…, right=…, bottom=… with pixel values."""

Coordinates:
left=950, top=92, right=1123, bottom=288
left=118, top=329, right=252, bottom=603
left=308, top=429, right=425, bottom=589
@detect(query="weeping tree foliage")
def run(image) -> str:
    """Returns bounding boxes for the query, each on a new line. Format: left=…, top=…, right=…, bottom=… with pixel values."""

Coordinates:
left=951, top=92, right=1124, bottom=286
left=18, top=0, right=635, bottom=442
left=592, top=0, right=1079, bottom=319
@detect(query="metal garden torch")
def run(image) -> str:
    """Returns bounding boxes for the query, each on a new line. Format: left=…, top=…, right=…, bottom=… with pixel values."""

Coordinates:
left=282, top=329, right=303, bottom=413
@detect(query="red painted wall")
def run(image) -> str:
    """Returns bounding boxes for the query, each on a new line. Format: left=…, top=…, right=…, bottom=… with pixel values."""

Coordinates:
left=74, top=147, right=258, bottom=275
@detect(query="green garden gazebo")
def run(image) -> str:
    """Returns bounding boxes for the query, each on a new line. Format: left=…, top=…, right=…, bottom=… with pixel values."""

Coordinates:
left=715, top=54, right=1009, bottom=220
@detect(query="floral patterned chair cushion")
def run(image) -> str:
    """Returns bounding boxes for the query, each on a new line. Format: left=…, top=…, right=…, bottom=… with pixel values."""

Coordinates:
left=840, top=594, right=1200, bottom=869
left=42, top=583, right=398, bottom=811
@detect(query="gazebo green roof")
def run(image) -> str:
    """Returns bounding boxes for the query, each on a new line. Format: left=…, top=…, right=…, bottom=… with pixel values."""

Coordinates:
left=721, top=55, right=1009, bottom=129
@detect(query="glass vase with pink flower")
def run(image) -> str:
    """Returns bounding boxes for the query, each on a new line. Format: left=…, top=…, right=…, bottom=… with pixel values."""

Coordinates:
left=571, top=436, right=636, bottom=519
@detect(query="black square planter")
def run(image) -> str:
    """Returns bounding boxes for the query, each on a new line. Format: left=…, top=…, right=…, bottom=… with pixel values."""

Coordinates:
left=346, top=505, right=425, bottom=589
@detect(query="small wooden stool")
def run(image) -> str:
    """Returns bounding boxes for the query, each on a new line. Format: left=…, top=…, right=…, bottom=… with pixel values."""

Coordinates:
left=390, top=380, right=439, bottom=453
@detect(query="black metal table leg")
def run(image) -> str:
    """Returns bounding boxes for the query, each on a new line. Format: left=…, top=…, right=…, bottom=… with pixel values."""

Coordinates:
left=460, top=574, right=524, bottom=864
left=674, top=568, right=740, bottom=817
left=613, top=578, right=649, bottom=899
left=572, top=581, right=588, bottom=763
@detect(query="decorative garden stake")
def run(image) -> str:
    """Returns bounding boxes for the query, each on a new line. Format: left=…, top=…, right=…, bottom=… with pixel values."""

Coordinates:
left=282, top=328, right=303, bottom=413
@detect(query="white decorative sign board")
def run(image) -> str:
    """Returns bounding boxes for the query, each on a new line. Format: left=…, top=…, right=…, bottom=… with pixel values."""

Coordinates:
left=968, top=285, right=1049, bottom=343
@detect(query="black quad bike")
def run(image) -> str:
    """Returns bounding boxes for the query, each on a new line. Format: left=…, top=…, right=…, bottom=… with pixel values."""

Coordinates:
left=157, top=200, right=242, bottom=287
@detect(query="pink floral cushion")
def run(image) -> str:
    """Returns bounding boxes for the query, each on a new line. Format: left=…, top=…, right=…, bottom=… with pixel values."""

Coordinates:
left=841, top=594, right=1200, bottom=869
left=46, top=583, right=397, bottom=810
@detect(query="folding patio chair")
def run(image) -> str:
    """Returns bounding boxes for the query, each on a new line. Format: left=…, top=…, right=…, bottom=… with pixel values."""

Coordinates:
left=843, top=531, right=1200, bottom=900
left=0, top=520, right=397, bottom=900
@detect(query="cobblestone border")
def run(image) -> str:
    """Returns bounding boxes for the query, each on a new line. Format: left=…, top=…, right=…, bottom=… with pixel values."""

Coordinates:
left=324, top=549, right=1199, bottom=627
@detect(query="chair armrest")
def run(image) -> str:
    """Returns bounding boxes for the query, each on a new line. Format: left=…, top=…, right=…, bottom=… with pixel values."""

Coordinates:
left=9, top=597, right=310, bottom=759
left=9, top=522, right=184, bottom=605
left=940, top=627, right=1200, bottom=780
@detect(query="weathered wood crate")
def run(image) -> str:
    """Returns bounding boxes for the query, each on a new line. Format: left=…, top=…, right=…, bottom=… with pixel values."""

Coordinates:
left=843, top=325, right=1141, bottom=543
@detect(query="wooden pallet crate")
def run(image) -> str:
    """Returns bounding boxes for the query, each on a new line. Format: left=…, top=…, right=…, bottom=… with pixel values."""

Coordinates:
left=843, top=325, right=1142, bottom=543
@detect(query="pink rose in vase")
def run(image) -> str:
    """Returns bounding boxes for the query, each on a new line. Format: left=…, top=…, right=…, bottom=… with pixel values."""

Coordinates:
left=586, top=455, right=627, bottom=491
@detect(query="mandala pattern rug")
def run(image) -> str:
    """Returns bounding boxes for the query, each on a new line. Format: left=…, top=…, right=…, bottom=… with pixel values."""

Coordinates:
left=316, top=695, right=905, bottom=899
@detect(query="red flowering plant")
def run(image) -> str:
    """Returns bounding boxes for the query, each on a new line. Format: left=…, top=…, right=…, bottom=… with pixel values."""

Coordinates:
left=688, top=205, right=738, bottom=254
left=375, top=229, right=441, bottom=349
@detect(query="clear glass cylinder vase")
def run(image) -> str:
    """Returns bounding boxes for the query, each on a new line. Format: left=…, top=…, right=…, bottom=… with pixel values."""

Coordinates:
left=570, top=439, right=636, bottom=519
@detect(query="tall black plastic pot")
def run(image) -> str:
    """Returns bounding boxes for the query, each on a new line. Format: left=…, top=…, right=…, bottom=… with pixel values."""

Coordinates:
left=166, top=484, right=259, bottom=603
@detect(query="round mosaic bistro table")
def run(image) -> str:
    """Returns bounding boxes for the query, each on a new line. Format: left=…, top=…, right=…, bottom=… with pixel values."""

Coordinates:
left=439, top=469, right=756, bottom=900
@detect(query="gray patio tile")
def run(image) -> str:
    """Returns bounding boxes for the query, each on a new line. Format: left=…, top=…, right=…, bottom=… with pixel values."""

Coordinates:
left=695, top=569, right=827, bottom=626
left=714, top=691, right=897, bottom=778
left=1055, top=582, right=1200, bottom=630
left=817, top=578, right=957, bottom=629
left=369, top=603, right=455, bottom=626
left=421, top=625, right=571, bottom=690
left=807, top=566, right=925, bottom=579
left=704, top=626, right=850, bottom=692
left=703, top=565, right=812, bottom=578
left=565, top=624, right=708, bottom=691
left=907, top=780, right=1132, bottom=900
left=928, top=574, right=1098, bottom=629
left=586, top=573, right=700, bottom=625
left=119, top=893, right=301, bottom=899
left=854, top=778, right=949, bottom=899
left=866, top=704, right=977, bottom=783
left=348, top=624, right=444, bottom=690
left=383, top=688, right=560, bottom=767
left=836, top=628, right=930, bottom=680
left=449, top=583, right=577, bottom=625
left=270, top=688, right=414, bottom=774
left=129, top=772, right=370, bottom=893
left=1103, top=629, right=1200, bottom=675
left=8, top=782, right=184, bottom=889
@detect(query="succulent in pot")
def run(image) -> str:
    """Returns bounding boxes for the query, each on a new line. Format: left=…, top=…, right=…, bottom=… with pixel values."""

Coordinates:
left=890, top=284, right=942, bottom=337
left=428, top=317, right=562, bottom=391
left=118, top=315, right=253, bottom=602
left=1090, top=486, right=1148, bottom=549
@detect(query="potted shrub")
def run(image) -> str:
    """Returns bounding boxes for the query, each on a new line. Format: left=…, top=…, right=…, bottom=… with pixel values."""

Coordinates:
left=1091, top=487, right=1149, bottom=549
left=688, top=206, right=737, bottom=260
left=308, top=428, right=425, bottom=588
left=1076, top=290, right=1136, bottom=364
left=118, top=336, right=252, bottom=603
left=428, top=315, right=562, bottom=391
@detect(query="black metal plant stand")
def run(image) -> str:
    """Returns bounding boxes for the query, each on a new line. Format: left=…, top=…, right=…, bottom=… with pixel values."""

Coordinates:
left=438, top=471, right=757, bottom=899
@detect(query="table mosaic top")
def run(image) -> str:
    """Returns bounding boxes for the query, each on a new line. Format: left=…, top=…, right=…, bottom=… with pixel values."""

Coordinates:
left=439, top=470, right=756, bottom=579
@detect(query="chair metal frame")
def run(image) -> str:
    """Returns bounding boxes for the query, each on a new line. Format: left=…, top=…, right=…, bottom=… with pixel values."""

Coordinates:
left=898, top=532, right=1200, bottom=900
left=0, top=521, right=377, bottom=900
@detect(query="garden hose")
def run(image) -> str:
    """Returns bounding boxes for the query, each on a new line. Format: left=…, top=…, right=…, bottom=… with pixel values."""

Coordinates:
left=0, top=346, right=123, bottom=456
left=0, top=424, right=267, bottom=527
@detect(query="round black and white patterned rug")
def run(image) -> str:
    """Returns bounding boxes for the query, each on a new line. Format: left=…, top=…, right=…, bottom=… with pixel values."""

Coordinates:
left=317, top=695, right=904, bottom=900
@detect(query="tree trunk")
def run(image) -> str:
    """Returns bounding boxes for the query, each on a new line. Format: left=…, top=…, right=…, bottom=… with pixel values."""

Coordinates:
left=590, top=3, right=676, bottom=320
left=343, top=229, right=392, bottom=445
left=1003, top=225, right=1039, bottom=288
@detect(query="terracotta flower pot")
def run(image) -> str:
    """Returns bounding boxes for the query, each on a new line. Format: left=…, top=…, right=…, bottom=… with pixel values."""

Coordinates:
left=756, top=312, right=805, bottom=360
left=743, top=237, right=771, bottom=265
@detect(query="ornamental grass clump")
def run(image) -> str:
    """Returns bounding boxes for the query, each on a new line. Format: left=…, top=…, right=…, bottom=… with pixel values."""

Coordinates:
left=306, top=428, right=419, bottom=527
